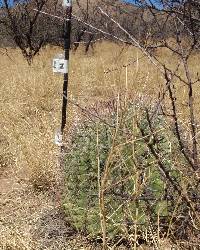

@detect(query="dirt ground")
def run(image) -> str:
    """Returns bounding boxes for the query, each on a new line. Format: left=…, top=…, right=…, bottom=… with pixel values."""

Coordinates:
left=0, top=164, right=86, bottom=250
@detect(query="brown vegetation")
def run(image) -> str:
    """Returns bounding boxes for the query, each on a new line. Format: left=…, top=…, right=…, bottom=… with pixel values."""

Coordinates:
left=0, top=42, right=199, bottom=249
left=0, top=1, right=200, bottom=249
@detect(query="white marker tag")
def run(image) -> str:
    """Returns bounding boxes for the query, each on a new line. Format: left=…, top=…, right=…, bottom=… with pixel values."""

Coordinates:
left=55, top=130, right=63, bottom=146
left=53, top=59, right=68, bottom=74
left=63, top=0, right=72, bottom=7
left=63, top=60, right=68, bottom=74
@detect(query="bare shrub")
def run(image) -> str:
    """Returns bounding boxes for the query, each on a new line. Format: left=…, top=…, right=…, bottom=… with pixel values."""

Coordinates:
left=63, top=0, right=200, bottom=249
left=63, top=94, right=199, bottom=248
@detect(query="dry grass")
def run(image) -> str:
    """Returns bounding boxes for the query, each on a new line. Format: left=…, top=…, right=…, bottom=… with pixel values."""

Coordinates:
left=0, top=42, right=165, bottom=189
left=0, top=41, right=199, bottom=249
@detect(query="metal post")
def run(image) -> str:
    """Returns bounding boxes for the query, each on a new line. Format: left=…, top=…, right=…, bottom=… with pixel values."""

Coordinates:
left=61, top=0, right=72, bottom=137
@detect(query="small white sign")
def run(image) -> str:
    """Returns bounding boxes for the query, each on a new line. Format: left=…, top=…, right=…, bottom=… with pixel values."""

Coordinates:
left=53, top=58, right=68, bottom=74
left=63, top=0, right=72, bottom=7
left=55, top=130, right=63, bottom=146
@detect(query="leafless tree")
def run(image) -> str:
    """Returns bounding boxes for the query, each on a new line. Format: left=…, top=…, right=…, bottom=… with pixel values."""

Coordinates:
left=0, top=0, right=52, bottom=63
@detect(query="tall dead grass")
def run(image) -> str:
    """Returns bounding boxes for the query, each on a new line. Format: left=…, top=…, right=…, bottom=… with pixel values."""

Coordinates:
left=0, top=40, right=200, bottom=191
left=0, top=41, right=199, bottom=249
left=0, top=42, right=161, bottom=189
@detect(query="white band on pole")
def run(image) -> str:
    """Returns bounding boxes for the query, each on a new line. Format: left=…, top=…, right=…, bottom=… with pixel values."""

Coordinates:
left=55, top=129, right=63, bottom=146
left=63, top=0, right=72, bottom=7
left=63, top=60, right=69, bottom=74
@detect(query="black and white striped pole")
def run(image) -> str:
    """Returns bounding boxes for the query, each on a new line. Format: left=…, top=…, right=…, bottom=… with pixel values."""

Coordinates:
left=53, top=0, right=72, bottom=147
